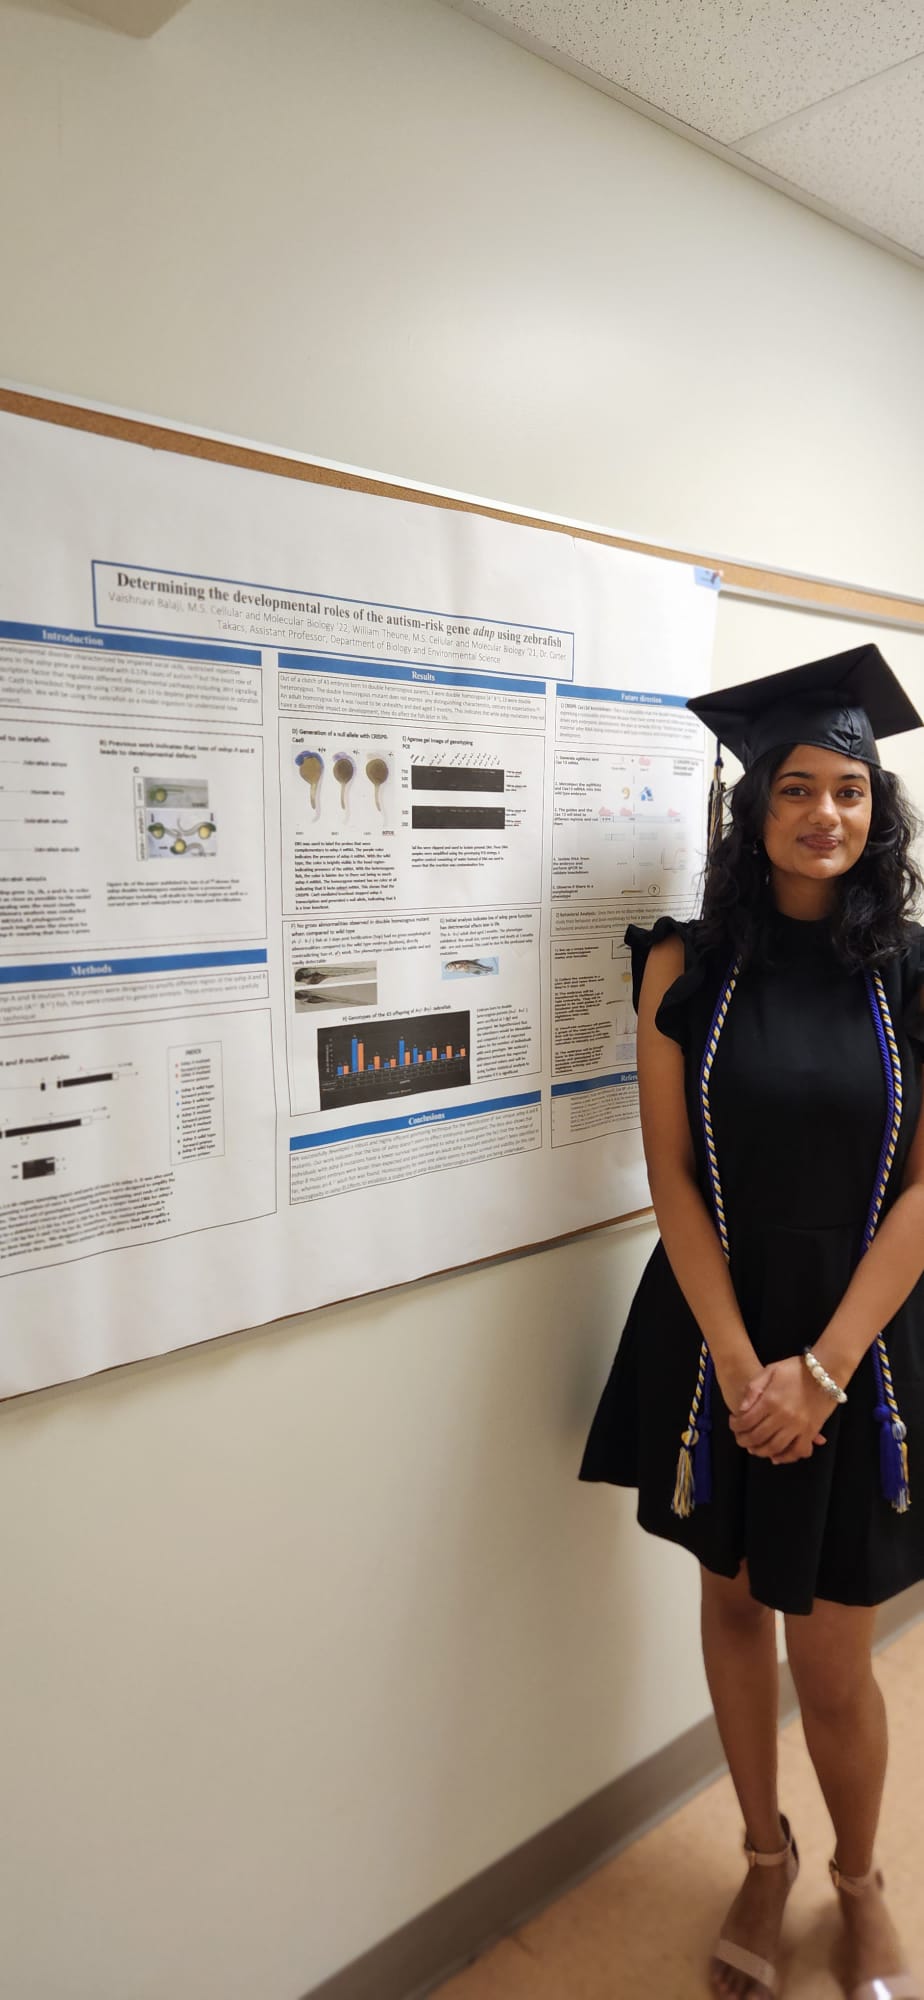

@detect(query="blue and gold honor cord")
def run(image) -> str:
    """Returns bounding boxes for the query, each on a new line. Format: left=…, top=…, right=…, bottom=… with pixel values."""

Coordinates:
left=863, top=970, right=911, bottom=1510
left=670, top=959, right=740, bottom=1518
left=671, top=961, right=910, bottom=1519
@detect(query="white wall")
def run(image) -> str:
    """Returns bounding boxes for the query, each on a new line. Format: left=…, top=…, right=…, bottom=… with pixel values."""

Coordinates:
left=1, top=1, right=923, bottom=1995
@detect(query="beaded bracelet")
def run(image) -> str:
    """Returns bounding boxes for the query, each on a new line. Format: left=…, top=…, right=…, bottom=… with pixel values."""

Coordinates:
left=803, top=1348, right=848, bottom=1405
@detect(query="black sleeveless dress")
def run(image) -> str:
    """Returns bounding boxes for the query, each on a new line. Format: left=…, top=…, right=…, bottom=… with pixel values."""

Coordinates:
left=579, top=913, right=924, bottom=1615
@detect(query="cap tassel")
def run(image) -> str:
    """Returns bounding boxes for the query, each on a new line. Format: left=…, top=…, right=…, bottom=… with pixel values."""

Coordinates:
left=706, top=744, right=725, bottom=852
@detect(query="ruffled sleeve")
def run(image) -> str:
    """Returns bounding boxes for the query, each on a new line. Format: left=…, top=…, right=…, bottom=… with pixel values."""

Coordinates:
left=900, top=922, right=924, bottom=1063
left=624, top=917, right=709, bottom=1052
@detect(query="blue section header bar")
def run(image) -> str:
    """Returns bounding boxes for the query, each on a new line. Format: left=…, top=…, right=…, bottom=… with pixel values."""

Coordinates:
left=0, top=619, right=261, bottom=666
left=278, top=652, right=546, bottom=699
left=290, top=1089, right=541, bottom=1151
left=0, top=949, right=268, bottom=986
left=551, top=1071, right=637, bottom=1097
left=558, top=684, right=689, bottom=707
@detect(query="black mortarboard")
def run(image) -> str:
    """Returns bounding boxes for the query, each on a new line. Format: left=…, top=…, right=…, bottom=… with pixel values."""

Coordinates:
left=687, top=644, right=922, bottom=770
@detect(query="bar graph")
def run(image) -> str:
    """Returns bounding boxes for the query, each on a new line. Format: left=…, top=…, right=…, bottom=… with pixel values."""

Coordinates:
left=317, top=1011, right=471, bottom=1111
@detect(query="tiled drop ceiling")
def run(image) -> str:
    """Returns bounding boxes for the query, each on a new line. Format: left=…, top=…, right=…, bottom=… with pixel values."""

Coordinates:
left=445, top=0, right=924, bottom=267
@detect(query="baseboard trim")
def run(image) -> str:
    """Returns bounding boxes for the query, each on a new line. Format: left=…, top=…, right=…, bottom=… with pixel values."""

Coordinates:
left=303, top=1580, right=924, bottom=2000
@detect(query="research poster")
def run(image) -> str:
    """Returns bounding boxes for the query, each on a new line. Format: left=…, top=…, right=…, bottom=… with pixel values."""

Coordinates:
left=0, top=402, right=717, bottom=1394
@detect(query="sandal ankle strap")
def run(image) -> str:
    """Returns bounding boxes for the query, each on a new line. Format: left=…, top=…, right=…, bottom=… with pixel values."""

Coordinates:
left=745, top=1813, right=798, bottom=1871
left=829, top=1857, right=885, bottom=1895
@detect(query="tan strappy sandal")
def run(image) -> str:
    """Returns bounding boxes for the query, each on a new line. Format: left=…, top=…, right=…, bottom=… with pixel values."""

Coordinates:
left=711, top=1815, right=799, bottom=1997
left=829, top=1859, right=920, bottom=2000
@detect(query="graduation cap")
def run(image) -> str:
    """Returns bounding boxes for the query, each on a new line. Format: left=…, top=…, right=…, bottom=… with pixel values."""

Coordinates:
left=687, top=643, right=921, bottom=772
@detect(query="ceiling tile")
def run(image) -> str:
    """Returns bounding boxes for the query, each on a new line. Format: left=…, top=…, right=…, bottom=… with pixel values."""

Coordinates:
left=737, top=58, right=924, bottom=257
left=453, top=0, right=924, bottom=142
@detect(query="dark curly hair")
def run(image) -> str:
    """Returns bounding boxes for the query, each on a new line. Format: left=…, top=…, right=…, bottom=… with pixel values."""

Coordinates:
left=697, top=744, right=923, bottom=970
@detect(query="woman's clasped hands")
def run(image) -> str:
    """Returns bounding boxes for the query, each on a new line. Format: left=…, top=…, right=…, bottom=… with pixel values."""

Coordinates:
left=728, top=1356, right=837, bottom=1464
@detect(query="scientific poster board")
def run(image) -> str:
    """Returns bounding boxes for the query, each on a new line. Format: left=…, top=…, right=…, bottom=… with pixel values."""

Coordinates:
left=0, top=395, right=719, bottom=1395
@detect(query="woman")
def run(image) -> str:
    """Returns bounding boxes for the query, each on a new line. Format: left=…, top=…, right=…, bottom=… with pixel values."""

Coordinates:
left=580, top=645, right=924, bottom=2000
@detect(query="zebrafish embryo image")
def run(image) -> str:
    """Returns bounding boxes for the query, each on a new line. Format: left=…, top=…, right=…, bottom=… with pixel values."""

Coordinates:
left=296, top=749, right=324, bottom=812
left=333, top=755, right=355, bottom=813
left=365, top=756, right=389, bottom=811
